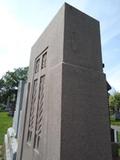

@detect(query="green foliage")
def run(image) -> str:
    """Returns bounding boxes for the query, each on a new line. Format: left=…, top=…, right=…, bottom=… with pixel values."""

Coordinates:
left=0, top=112, right=12, bottom=145
left=109, top=92, right=120, bottom=112
left=1, top=67, right=28, bottom=91
left=0, top=79, right=4, bottom=90
left=0, top=67, right=28, bottom=105
left=109, top=95, right=116, bottom=112
left=110, top=119, right=120, bottom=126
left=114, top=92, right=120, bottom=110
left=0, top=104, right=5, bottom=112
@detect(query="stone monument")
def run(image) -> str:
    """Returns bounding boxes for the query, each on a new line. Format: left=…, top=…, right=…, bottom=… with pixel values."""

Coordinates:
left=16, top=83, right=29, bottom=160
left=13, top=81, right=26, bottom=137
left=20, top=3, right=112, bottom=160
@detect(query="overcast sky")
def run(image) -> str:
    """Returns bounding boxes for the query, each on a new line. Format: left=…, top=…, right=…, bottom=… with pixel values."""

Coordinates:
left=0, top=0, right=120, bottom=91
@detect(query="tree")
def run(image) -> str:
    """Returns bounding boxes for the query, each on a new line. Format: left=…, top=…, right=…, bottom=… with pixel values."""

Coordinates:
left=0, top=67, right=28, bottom=107
left=1, top=67, right=28, bottom=90
left=109, top=92, right=120, bottom=113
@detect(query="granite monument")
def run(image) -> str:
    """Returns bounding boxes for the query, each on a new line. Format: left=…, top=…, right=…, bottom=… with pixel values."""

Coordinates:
left=19, top=3, right=112, bottom=160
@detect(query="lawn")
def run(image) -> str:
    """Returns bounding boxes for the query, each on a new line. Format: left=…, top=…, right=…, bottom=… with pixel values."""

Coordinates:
left=0, top=112, right=12, bottom=145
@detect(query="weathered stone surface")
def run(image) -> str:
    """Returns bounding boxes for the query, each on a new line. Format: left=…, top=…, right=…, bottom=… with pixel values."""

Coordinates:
left=20, top=3, right=112, bottom=160
left=16, top=83, right=29, bottom=160
left=13, top=81, right=25, bottom=137
left=4, top=128, right=17, bottom=160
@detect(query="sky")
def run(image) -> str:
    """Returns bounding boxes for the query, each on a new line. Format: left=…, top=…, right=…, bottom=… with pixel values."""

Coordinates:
left=0, top=0, right=120, bottom=91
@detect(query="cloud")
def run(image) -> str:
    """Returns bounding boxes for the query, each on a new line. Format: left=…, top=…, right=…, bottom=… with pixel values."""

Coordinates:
left=0, top=0, right=88, bottom=78
left=0, top=4, right=40, bottom=77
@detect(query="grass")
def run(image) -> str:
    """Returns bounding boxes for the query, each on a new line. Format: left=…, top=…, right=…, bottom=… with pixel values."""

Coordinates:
left=0, top=145, right=4, bottom=160
left=0, top=112, right=12, bottom=145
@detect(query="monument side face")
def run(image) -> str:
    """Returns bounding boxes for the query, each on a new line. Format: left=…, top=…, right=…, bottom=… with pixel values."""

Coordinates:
left=60, top=5, right=112, bottom=160
left=21, top=3, right=112, bottom=160
left=21, top=4, right=65, bottom=160
left=64, top=4, right=103, bottom=72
